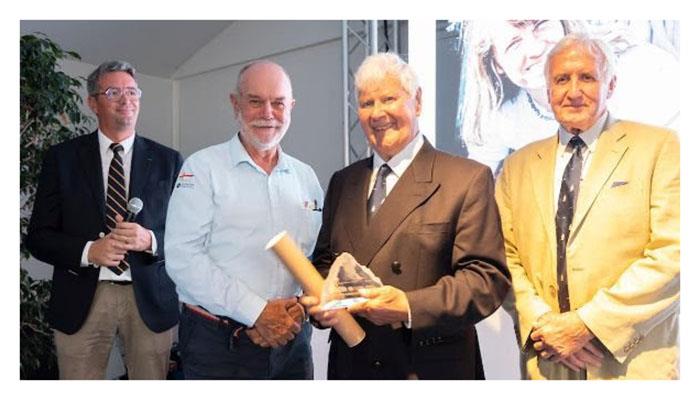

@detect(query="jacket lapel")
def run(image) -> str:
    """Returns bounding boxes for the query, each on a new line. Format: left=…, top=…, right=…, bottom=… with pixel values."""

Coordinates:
left=531, top=136, right=558, bottom=256
left=570, top=118, right=628, bottom=237
left=342, top=158, right=373, bottom=254
left=354, top=141, right=440, bottom=266
left=77, top=131, right=105, bottom=220
left=128, top=135, right=152, bottom=202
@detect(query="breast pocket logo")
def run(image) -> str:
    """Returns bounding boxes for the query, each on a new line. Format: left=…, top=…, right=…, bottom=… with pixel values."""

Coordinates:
left=176, top=172, right=195, bottom=189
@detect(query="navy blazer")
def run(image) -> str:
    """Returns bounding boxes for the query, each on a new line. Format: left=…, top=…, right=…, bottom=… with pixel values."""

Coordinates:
left=27, top=131, right=183, bottom=334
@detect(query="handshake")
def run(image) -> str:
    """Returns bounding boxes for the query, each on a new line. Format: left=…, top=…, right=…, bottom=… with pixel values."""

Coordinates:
left=246, top=284, right=412, bottom=348
left=246, top=297, right=306, bottom=348
left=246, top=285, right=408, bottom=348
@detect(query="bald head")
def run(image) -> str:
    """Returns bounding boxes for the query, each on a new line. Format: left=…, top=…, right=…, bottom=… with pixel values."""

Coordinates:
left=236, top=61, right=293, bottom=98
left=230, top=60, right=296, bottom=154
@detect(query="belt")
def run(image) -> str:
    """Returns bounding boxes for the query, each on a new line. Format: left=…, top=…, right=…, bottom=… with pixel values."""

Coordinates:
left=100, top=280, right=132, bottom=286
left=183, top=303, right=242, bottom=328
left=183, top=304, right=247, bottom=349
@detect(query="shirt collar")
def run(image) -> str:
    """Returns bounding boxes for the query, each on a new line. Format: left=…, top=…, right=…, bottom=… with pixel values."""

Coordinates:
left=97, top=129, right=135, bottom=155
left=557, top=111, right=608, bottom=149
left=230, top=132, right=290, bottom=173
left=373, top=133, right=424, bottom=177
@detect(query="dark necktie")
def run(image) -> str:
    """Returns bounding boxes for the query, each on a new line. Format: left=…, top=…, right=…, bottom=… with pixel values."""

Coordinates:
left=367, top=164, right=391, bottom=220
left=106, top=143, right=130, bottom=275
left=555, top=136, right=586, bottom=313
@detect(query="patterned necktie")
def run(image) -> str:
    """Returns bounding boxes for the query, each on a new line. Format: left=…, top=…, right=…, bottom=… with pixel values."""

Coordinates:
left=106, top=143, right=130, bottom=275
left=555, top=136, right=586, bottom=312
left=367, top=164, right=391, bottom=220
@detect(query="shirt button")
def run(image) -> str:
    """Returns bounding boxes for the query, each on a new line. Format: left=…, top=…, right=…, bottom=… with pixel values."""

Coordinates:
left=373, top=360, right=382, bottom=368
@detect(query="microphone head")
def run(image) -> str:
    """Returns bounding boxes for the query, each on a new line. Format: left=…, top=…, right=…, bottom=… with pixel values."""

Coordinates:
left=127, top=197, right=143, bottom=215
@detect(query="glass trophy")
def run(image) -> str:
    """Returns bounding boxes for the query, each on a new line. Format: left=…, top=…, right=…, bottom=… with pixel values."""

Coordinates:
left=320, top=252, right=383, bottom=310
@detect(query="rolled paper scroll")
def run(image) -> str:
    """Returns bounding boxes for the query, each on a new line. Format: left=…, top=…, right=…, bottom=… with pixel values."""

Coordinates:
left=266, top=231, right=366, bottom=347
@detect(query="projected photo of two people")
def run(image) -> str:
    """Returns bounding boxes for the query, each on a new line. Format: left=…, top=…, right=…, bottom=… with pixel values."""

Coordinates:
left=446, top=20, right=679, bottom=174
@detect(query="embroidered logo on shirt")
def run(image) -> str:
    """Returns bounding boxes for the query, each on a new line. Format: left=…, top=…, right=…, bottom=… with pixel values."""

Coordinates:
left=176, top=172, right=195, bottom=189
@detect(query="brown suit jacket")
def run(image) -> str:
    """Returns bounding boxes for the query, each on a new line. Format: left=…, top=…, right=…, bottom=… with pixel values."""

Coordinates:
left=313, top=139, right=511, bottom=379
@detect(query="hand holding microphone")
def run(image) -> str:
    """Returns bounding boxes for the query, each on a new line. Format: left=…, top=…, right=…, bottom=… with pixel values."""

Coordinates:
left=88, top=198, right=145, bottom=266
left=112, top=198, right=152, bottom=252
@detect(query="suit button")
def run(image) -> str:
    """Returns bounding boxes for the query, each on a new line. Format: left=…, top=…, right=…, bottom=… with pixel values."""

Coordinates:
left=373, top=360, right=382, bottom=368
left=391, top=261, right=402, bottom=275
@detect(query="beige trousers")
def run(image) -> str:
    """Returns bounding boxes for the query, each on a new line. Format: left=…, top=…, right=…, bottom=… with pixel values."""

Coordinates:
left=54, top=281, right=173, bottom=379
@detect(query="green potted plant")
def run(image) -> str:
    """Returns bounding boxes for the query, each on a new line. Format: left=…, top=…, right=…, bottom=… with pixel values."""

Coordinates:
left=20, top=268, right=56, bottom=379
left=20, top=32, right=92, bottom=379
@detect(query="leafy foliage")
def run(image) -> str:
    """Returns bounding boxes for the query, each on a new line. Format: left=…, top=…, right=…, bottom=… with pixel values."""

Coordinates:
left=20, top=269, right=57, bottom=379
left=20, top=33, right=93, bottom=258
left=20, top=33, right=92, bottom=379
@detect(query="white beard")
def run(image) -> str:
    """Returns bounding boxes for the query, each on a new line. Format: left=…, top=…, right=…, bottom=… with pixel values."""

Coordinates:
left=236, top=114, right=288, bottom=152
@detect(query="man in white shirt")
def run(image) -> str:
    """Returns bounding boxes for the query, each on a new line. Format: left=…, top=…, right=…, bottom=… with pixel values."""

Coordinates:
left=165, top=61, right=323, bottom=379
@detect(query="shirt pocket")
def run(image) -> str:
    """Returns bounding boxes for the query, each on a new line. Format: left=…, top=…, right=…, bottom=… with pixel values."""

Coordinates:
left=293, top=205, right=322, bottom=256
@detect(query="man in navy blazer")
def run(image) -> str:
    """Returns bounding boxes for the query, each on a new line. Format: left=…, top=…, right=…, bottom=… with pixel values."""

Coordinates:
left=26, top=60, right=183, bottom=379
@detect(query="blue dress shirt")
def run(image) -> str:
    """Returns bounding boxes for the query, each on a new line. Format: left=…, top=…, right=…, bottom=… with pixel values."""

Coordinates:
left=165, top=133, right=323, bottom=326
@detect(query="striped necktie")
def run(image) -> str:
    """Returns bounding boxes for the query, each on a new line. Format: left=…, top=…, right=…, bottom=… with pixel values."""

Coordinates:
left=106, top=143, right=130, bottom=275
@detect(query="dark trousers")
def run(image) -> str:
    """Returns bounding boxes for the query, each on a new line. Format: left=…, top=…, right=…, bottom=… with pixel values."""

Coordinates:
left=178, top=306, right=313, bottom=379
left=327, top=319, right=485, bottom=380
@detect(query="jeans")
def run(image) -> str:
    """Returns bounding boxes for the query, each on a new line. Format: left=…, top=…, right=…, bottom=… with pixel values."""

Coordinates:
left=178, top=305, right=313, bottom=379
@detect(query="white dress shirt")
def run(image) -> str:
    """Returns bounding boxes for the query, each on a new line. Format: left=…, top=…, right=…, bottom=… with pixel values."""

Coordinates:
left=553, top=112, right=609, bottom=211
left=368, top=133, right=425, bottom=199
left=164, top=133, right=323, bottom=326
left=80, top=129, right=156, bottom=282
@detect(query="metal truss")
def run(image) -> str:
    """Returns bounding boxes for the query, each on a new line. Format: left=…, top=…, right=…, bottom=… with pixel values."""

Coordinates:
left=342, top=20, right=402, bottom=166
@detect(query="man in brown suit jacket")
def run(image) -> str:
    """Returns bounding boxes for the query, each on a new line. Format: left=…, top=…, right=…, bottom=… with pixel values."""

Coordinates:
left=302, top=52, right=511, bottom=379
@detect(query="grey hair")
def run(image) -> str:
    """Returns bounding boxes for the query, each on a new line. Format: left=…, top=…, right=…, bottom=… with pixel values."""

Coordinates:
left=235, top=60, right=293, bottom=96
left=87, top=60, right=136, bottom=95
left=354, top=52, right=419, bottom=98
left=544, top=32, right=616, bottom=86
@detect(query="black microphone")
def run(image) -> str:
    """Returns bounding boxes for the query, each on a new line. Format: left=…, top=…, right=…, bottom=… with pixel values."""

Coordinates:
left=125, top=197, right=143, bottom=222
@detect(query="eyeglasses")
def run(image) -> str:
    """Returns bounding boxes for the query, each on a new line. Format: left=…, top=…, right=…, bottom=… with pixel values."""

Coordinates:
left=93, top=87, right=142, bottom=101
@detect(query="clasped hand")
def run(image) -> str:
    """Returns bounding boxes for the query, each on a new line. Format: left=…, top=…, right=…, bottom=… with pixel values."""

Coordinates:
left=110, top=214, right=152, bottom=251
left=246, top=297, right=305, bottom=348
left=88, top=214, right=152, bottom=267
left=530, top=311, right=604, bottom=372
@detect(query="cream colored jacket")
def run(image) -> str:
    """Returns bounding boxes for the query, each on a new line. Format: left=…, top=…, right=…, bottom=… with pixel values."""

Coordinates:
left=495, top=119, right=679, bottom=379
